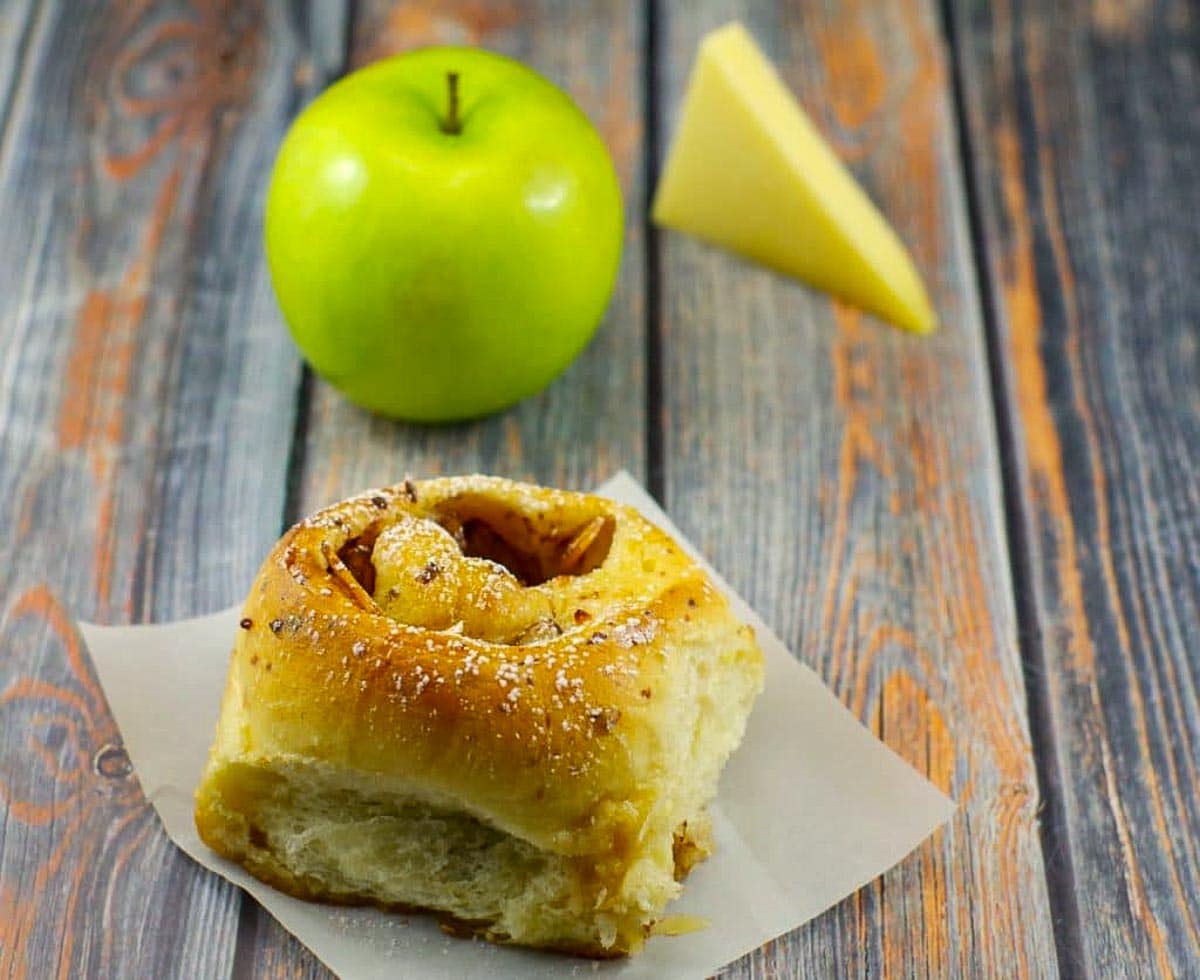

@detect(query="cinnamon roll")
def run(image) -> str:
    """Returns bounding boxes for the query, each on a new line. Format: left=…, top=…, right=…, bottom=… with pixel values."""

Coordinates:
left=194, top=476, right=764, bottom=956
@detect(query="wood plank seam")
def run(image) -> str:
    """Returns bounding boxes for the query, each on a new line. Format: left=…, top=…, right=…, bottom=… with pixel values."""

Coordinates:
left=0, top=0, right=48, bottom=171
left=281, top=364, right=315, bottom=530
left=228, top=895, right=262, bottom=980
left=936, top=2, right=1083, bottom=977
left=227, top=2, right=358, bottom=976
left=276, top=0, right=357, bottom=543
left=643, top=0, right=665, bottom=504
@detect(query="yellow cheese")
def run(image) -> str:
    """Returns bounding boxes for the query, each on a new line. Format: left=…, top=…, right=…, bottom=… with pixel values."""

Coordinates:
left=651, top=22, right=937, bottom=334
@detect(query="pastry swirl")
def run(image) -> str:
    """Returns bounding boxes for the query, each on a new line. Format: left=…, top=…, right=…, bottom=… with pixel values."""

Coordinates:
left=195, top=476, right=764, bottom=955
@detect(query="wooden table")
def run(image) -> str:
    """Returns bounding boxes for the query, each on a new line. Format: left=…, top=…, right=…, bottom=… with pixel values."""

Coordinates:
left=2, top=1, right=1197, bottom=976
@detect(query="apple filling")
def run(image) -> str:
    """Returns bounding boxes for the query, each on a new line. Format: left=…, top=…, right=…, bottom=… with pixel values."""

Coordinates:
left=330, top=498, right=617, bottom=645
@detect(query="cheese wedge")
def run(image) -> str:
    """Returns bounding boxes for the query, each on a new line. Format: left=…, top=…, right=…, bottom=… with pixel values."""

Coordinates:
left=652, top=22, right=937, bottom=334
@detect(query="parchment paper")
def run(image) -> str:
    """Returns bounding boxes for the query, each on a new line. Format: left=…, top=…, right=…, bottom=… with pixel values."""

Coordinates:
left=80, top=471, right=954, bottom=979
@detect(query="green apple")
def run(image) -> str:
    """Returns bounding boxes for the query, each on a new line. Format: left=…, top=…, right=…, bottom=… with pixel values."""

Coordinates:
left=265, top=47, right=623, bottom=421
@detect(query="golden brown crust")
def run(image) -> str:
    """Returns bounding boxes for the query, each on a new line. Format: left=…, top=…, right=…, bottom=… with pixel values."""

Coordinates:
left=195, top=475, right=764, bottom=955
left=220, top=478, right=724, bottom=848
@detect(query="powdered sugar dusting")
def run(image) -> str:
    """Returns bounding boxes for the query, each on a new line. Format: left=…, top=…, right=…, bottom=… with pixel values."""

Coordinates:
left=271, top=475, right=712, bottom=768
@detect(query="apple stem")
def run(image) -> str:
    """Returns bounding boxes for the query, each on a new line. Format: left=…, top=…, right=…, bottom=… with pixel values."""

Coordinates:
left=442, top=71, right=461, bottom=135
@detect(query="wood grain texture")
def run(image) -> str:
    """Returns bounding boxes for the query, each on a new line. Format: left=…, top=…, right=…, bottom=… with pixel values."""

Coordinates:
left=654, top=2, right=1059, bottom=976
left=0, top=1, right=345, bottom=976
left=19, top=1, right=1194, bottom=976
left=291, top=0, right=646, bottom=515
left=951, top=0, right=1200, bottom=974
left=0, top=0, right=41, bottom=142
left=240, top=2, right=647, bottom=975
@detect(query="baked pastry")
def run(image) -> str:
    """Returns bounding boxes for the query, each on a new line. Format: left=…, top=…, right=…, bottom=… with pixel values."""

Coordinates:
left=194, top=476, right=764, bottom=955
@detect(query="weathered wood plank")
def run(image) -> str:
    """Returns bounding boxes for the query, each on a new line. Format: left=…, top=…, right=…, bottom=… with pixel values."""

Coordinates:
left=952, top=0, right=1200, bottom=974
left=0, top=2, right=345, bottom=976
left=242, top=2, right=647, bottom=975
left=655, top=2, right=1059, bottom=976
